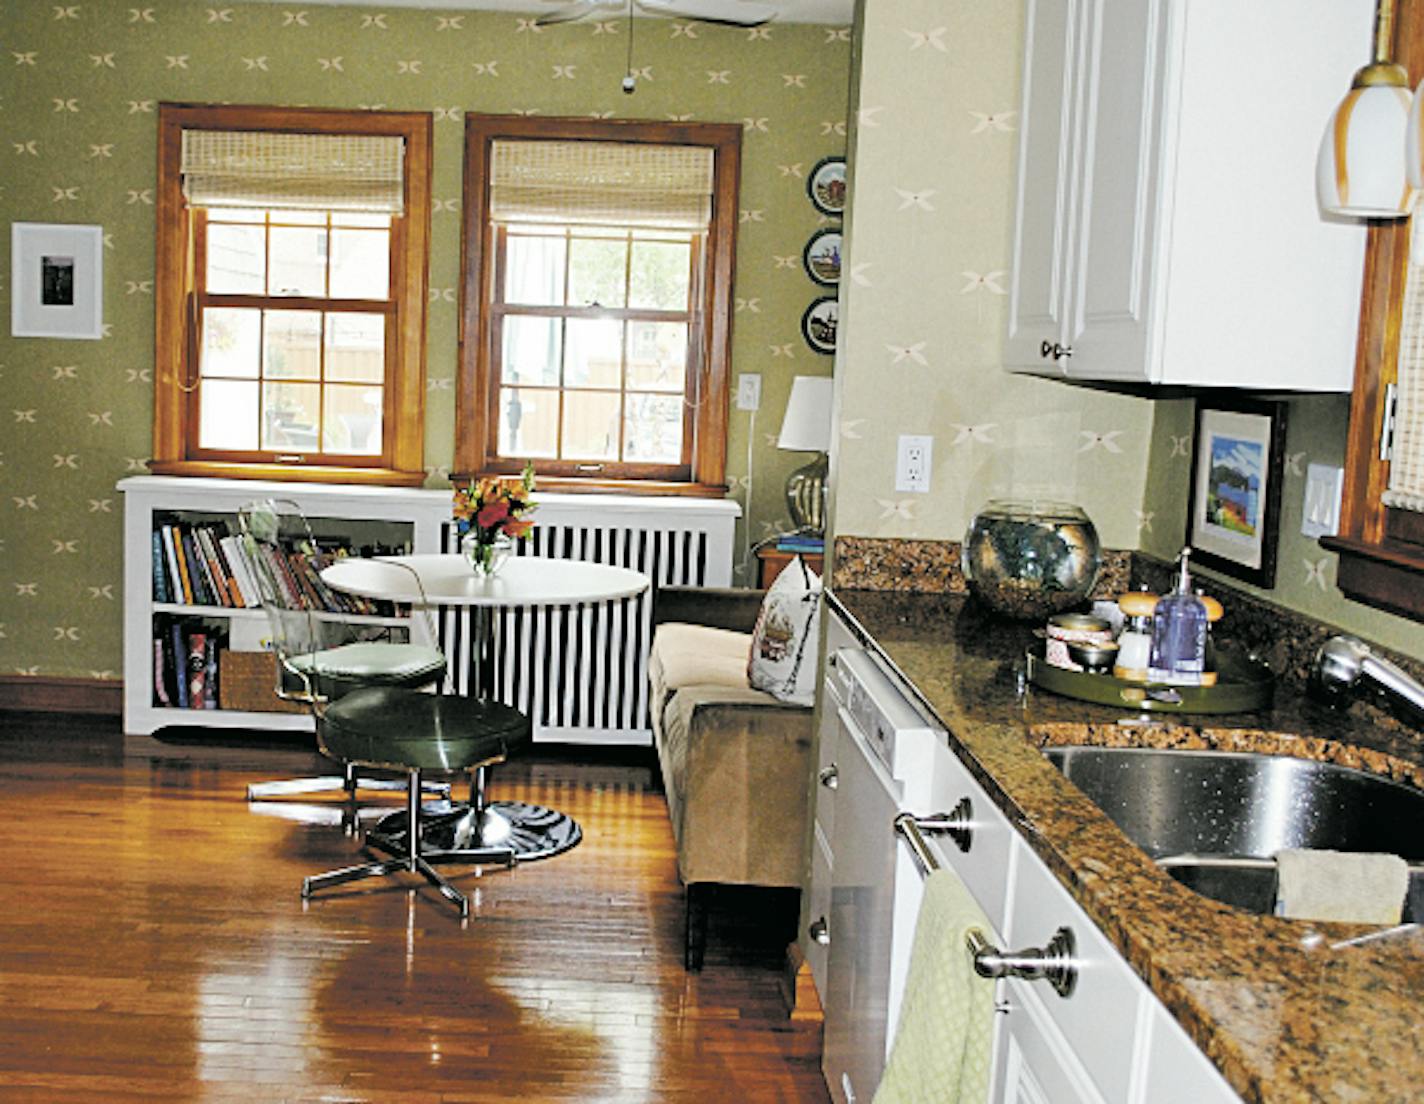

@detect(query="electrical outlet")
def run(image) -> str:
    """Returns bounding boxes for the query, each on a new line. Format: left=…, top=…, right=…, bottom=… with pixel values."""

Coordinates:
left=1301, top=462, right=1344, bottom=538
left=736, top=373, right=761, bottom=411
left=896, top=434, right=933, bottom=493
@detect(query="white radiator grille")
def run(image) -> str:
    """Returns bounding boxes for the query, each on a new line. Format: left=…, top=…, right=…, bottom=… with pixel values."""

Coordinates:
left=438, top=508, right=733, bottom=746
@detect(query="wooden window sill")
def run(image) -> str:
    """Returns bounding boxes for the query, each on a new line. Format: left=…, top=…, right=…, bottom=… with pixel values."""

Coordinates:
left=449, top=474, right=729, bottom=498
left=146, top=460, right=427, bottom=488
left=1319, top=534, right=1424, bottom=619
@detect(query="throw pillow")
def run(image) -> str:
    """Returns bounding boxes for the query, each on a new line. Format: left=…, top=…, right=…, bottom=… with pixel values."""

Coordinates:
left=748, top=557, right=822, bottom=706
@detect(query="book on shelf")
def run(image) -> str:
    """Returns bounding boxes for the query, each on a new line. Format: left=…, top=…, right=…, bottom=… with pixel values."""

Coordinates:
left=154, top=617, right=224, bottom=709
left=151, top=530, right=170, bottom=604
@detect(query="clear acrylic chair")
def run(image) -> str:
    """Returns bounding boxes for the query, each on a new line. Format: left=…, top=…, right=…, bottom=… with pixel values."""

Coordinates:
left=235, top=498, right=449, bottom=807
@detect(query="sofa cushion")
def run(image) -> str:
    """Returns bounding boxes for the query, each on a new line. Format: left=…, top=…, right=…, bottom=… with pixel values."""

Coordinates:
left=747, top=557, right=822, bottom=706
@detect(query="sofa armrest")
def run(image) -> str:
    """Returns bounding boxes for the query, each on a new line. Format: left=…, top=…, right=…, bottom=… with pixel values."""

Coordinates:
left=654, top=585, right=765, bottom=634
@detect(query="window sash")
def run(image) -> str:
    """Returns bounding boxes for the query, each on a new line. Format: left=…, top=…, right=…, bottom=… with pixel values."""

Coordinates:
left=486, top=224, right=700, bottom=474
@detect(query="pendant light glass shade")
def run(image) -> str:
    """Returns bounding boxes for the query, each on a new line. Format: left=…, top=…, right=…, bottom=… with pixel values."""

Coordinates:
left=1318, top=0, right=1414, bottom=219
left=1407, top=81, right=1424, bottom=191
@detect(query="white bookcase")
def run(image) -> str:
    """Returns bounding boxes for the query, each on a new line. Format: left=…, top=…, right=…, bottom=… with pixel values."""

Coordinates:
left=119, top=475, right=741, bottom=744
left=119, top=476, right=450, bottom=737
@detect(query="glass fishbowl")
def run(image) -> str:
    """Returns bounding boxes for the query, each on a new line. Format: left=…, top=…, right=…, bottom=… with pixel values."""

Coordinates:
left=962, top=500, right=1102, bottom=620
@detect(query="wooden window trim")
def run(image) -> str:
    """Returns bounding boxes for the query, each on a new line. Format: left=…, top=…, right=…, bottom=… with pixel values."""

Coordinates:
left=152, top=103, right=432, bottom=487
left=1321, top=0, right=1424, bottom=619
left=455, top=114, right=740, bottom=495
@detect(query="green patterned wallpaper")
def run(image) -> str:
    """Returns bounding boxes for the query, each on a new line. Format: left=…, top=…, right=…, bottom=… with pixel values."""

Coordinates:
left=0, top=0, right=850, bottom=682
left=830, top=0, right=1157, bottom=553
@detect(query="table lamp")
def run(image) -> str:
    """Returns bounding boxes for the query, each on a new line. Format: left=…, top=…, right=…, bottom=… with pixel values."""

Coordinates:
left=777, top=375, right=834, bottom=535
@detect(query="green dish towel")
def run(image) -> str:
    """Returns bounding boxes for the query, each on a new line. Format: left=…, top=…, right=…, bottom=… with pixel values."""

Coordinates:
left=874, top=868, right=996, bottom=1104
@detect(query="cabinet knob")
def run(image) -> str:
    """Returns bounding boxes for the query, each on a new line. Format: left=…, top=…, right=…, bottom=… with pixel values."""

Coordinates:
left=809, top=917, right=831, bottom=946
left=1040, top=340, right=1053, bottom=359
left=965, top=925, right=1077, bottom=999
left=818, top=764, right=839, bottom=790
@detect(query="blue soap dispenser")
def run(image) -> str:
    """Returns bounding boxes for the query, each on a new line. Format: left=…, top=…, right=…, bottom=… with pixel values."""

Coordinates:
left=1148, top=548, right=1208, bottom=685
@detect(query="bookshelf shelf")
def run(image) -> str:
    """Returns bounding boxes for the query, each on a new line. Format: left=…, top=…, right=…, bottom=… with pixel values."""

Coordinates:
left=119, top=476, right=453, bottom=737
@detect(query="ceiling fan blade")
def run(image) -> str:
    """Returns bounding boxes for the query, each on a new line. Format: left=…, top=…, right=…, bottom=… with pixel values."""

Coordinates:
left=536, top=1, right=601, bottom=26
left=634, top=0, right=776, bottom=26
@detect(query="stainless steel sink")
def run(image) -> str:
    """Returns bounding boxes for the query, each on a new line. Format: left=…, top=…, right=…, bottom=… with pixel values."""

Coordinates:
left=1043, top=746, right=1424, bottom=920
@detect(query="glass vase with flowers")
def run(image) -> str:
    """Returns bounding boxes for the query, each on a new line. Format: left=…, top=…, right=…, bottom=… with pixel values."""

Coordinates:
left=452, top=463, right=537, bottom=577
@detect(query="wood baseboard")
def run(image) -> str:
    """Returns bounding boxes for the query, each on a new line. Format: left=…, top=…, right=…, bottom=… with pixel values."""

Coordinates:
left=780, top=941, right=824, bottom=1024
left=0, top=675, right=123, bottom=715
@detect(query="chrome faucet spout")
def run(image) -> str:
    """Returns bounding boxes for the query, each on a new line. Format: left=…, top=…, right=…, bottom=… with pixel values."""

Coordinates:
left=1316, top=635, right=1424, bottom=719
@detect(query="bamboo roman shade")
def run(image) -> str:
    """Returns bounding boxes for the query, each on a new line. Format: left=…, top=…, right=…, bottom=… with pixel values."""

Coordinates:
left=180, top=130, right=406, bottom=213
left=1384, top=219, right=1424, bottom=513
left=489, top=139, right=714, bottom=230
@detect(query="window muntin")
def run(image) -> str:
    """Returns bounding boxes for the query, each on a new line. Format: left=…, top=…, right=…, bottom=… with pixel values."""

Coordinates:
left=191, top=209, right=393, bottom=460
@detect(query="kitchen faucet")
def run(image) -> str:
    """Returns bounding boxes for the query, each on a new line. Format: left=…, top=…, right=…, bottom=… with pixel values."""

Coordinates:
left=1315, top=636, right=1424, bottom=721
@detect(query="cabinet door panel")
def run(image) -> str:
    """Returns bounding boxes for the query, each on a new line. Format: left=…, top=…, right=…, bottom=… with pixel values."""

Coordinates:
left=1006, top=0, right=1081, bottom=373
left=994, top=979, right=1110, bottom=1104
left=1066, top=0, right=1165, bottom=381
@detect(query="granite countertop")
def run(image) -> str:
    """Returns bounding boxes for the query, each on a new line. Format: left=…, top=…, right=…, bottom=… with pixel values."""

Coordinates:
left=830, top=587, right=1424, bottom=1104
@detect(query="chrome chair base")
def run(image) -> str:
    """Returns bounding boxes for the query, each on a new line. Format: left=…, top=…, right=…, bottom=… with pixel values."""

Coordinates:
left=247, top=764, right=449, bottom=803
left=301, top=768, right=514, bottom=917
left=369, top=799, right=582, bottom=863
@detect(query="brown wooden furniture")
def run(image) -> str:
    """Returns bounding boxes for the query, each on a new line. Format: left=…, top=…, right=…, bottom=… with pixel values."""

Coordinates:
left=1323, top=0, right=1424, bottom=621
left=756, top=546, right=824, bottom=589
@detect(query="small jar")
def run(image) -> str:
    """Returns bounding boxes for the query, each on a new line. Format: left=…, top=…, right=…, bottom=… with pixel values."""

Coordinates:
left=1045, top=613, right=1113, bottom=672
left=1113, top=590, right=1158, bottom=681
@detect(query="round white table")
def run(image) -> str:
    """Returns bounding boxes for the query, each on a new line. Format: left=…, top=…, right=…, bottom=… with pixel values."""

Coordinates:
left=319, top=553, right=650, bottom=863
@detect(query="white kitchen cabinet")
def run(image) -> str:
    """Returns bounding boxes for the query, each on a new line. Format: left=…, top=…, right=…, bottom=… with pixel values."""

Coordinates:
left=1006, top=0, right=1371, bottom=390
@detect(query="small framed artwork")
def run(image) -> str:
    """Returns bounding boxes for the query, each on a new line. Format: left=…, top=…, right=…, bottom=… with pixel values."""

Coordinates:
left=807, top=157, right=846, bottom=216
left=803, top=229, right=842, bottom=286
left=801, top=296, right=838, bottom=356
left=1185, top=395, right=1288, bottom=588
left=11, top=222, right=104, bottom=340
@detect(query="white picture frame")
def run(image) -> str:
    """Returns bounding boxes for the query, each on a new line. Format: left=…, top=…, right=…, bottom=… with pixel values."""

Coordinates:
left=11, top=222, right=104, bottom=340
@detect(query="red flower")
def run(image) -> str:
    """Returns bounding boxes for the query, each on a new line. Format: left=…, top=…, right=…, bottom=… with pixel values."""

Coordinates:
left=477, top=500, right=510, bottom=529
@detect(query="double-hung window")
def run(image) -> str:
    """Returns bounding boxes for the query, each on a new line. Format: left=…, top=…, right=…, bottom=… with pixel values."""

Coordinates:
left=457, top=116, right=741, bottom=494
left=153, top=105, right=432, bottom=485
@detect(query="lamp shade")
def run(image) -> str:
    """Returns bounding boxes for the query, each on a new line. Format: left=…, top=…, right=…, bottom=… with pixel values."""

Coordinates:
left=777, top=376, right=834, bottom=453
left=1317, top=66, right=1414, bottom=218
left=1407, top=80, right=1424, bottom=190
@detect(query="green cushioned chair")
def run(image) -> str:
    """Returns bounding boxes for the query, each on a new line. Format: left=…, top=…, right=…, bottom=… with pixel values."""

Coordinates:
left=302, top=685, right=532, bottom=917
left=236, top=499, right=449, bottom=806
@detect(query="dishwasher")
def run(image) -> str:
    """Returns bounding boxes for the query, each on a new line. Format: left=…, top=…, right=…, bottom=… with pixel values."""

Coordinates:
left=820, top=642, right=943, bottom=1104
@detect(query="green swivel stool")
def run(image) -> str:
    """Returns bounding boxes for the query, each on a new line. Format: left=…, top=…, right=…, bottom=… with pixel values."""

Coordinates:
left=301, top=685, right=532, bottom=917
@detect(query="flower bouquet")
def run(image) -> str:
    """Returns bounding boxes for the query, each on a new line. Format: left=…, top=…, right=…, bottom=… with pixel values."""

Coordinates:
left=452, top=463, right=537, bottom=577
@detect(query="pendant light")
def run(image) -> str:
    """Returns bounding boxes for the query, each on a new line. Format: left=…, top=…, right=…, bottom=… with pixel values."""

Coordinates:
left=1317, top=0, right=1414, bottom=219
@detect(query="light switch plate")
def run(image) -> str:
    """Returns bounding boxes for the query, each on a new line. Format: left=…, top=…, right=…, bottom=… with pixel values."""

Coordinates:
left=1301, top=462, right=1344, bottom=538
left=735, top=373, right=761, bottom=411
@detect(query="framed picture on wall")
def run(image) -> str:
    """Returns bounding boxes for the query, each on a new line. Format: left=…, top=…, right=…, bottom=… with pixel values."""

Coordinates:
left=10, top=222, right=104, bottom=340
left=802, top=229, right=842, bottom=286
left=807, top=157, right=846, bottom=216
left=801, top=296, right=838, bottom=355
left=1185, top=395, right=1288, bottom=588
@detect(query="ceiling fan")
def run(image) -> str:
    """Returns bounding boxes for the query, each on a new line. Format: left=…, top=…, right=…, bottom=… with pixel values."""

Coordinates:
left=536, top=0, right=776, bottom=28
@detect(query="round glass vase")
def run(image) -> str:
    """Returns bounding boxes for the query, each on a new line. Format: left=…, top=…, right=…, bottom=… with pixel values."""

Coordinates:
left=961, top=499, right=1102, bottom=620
left=461, top=531, right=514, bottom=578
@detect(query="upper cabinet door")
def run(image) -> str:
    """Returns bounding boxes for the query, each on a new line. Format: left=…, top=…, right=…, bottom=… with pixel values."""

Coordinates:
left=1005, top=0, right=1082, bottom=375
left=1006, top=0, right=1371, bottom=391
left=1065, top=0, right=1167, bottom=382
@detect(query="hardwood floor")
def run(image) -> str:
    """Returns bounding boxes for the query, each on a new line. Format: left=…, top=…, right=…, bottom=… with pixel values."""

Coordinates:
left=0, top=713, right=829, bottom=1103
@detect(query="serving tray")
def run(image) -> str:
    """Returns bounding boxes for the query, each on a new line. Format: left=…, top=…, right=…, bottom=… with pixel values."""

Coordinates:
left=1026, top=645, right=1274, bottom=714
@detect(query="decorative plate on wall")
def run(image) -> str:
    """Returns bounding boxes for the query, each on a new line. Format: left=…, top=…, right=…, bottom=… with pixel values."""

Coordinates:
left=803, top=229, right=842, bottom=286
left=807, top=157, right=846, bottom=215
left=801, top=296, right=838, bottom=355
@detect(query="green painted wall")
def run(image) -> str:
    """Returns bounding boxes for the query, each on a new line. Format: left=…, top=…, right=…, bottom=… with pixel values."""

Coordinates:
left=1143, top=395, right=1424, bottom=663
left=0, top=0, right=850, bottom=681
left=830, top=0, right=1157, bottom=554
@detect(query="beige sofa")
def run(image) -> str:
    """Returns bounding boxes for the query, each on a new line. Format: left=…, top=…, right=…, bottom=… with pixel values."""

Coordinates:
left=649, top=586, right=815, bottom=970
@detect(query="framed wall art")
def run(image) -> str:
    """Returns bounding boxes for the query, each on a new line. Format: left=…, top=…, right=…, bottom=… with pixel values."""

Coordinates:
left=803, top=229, right=841, bottom=286
left=10, top=222, right=104, bottom=340
left=801, top=296, right=838, bottom=356
left=1185, top=395, right=1287, bottom=588
left=807, top=157, right=846, bottom=216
